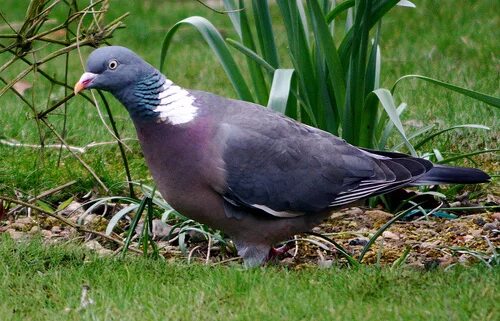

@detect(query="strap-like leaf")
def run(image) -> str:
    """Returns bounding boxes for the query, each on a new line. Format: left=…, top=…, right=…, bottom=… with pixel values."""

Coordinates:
left=267, top=69, right=295, bottom=114
left=391, top=74, right=500, bottom=108
left=367, top=89, right=416, bottom=155
left=159, top=16, right=253, bottom=102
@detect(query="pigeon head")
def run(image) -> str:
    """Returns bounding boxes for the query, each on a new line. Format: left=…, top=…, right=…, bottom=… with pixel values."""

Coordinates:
left=74, top=46, right=198, bottom=123
left=74, top=46, right=156, bottom=96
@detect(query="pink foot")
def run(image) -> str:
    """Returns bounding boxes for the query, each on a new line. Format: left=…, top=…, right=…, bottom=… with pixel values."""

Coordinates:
left=266, top=243, right=293, bottom=262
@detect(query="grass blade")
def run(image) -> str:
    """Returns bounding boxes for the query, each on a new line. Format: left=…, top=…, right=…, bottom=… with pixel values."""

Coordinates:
left=414, top=124, right=490, bottom=150
left=438, top=149, right=500, bottom=164
left=358, top=204, right=419, bottom=263
left=122, top=196, right=149, bottom=257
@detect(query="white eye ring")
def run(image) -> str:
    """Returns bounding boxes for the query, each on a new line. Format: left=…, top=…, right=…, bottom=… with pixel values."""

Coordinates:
left=108, top=60, right=118, bottom=70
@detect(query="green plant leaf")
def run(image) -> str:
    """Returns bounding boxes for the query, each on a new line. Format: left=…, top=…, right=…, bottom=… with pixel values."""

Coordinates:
left=377, top=102, right=407, bottom=150
left=36, top=200, right=54, bottom=214
left=358, top=203, right=420, bottom=263
left=267, top=69, right=295, bottom=114
left=307, top=0, right=346, bottom=124
left=106, top=204, right=140, bottom=236
left=414, top=124, right=490, bottom=150
left=228, top=0, right=269, bottom=105
left=122, top=196, right=149, bottom=258
left=438, top=149, right=500, bottom=164
left=56, top=196, right=74, bottom=212
left=326, top=0, right=355, bottom=23
left=251, top=0, right=280, bottom=68
left=392, top=75, right=500, bottom=108
left=397, top=0, right=416, bottom=8
left=226, top=38, right=276, bottom=74
left=159, top=16, right=253, bottom=102
left=365, top=89, right=416, bottom=154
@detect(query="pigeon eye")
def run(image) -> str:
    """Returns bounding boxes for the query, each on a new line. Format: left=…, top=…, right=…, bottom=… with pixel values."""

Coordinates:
left=108, top=60, right=118, bottom=70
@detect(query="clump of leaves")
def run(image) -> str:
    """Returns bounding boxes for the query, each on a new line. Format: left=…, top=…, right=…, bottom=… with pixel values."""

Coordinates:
left=160, top=0, right=499, bottom=157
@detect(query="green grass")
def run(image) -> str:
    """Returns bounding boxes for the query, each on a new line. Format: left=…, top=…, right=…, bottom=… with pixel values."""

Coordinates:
left=1, top=4, right=497, bottom=320
left=0, top=236, right=498, bottom=321
left=0, top=0, right=498, bottom=198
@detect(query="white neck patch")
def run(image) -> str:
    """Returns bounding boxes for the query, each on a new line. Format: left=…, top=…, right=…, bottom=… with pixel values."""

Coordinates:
left=153, top=79, right=198, bottom=125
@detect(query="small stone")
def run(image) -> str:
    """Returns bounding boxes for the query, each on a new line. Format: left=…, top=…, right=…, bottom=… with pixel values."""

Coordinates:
left=483, top=222, right=498, bottom=231
left=60, top=201, right=85, bottom=217
left=462, top=235, right=474, bottom=242
left=365, top=210, right=393, bottom=222
left=491, top=212, right=500, bottom=221
left=318, top=259, right=333, bottom=268
left=152, top=220, right=173, bottom=240
left=343, top=207, right=363, bottom=216
left=188, top=229, right=206, bottom=243
left=6, top=228, right=24, bottom=240
left=458, top=254, right=469, bottom=263
left=51, top=226, right=62, bottom=233
left=40, top=230, right=52, bottom=238
left=10, top=222, right=27, bottom=230
left=84, top=240, right=112, bottom=256
left=470, top=229, right=482, bottom=237
left=382, top=231, right=400, bottom=240
left=348, top=237, right=369, bottom=246
left=449, top=201, right=462, bottom=207
left=312, top=226, right=322, bottom=233
left=439, top=255, right=454, bottom=268
left=16, top=217, right=34, bottom=225
left=420, top=240, right=440, bottom=249
left=30, top=226, right=40, bottom=234
left=83, top=214, right=96, bottom=225
left=473, top=217, right=486, bottom=227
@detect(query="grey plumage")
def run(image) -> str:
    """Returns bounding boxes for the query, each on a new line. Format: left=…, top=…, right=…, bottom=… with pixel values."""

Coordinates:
left=75, top=46, right=490, bottom=267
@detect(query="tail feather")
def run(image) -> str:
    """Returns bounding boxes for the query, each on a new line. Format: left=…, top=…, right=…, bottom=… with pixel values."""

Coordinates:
left=413, top=164, right=490, bottom=185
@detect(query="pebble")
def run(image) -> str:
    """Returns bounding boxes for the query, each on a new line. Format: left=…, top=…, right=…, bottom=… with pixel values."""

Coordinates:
left=483, top=222, right=498, bottom=231
left=10, top=222, right=27, bottom=230
left=491, top=212, right=500, bottom=221
left=473, top=217, right=486, bottom=227
left=348, top=237, right=369, bottom=246
left=365, top=210, right=393, bottom=222
left=40, top=230, right=52, bottom=238
left=342, top=207, right=363, bottom=216
left=16, top=217, right=34, bottom=225
left=382, top=231, right=400, bottom=240
left=318, top=259, right=334, bottom=268
left=420, top=240, right=440, bottom=249
left=462, top=235, right=474, bottom=242
left=84, top=240, right=113, bottom=256
left=6, top=228, right=24, bottom=240
left=60, top=201, right=85, bottom=217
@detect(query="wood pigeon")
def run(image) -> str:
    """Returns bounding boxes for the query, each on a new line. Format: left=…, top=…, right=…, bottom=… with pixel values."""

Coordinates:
left=75, top=46, right=490, bottom=267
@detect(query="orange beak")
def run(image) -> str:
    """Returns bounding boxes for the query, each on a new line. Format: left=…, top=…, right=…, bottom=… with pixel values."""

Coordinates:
left=74, top=72, right=97, bottom=95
